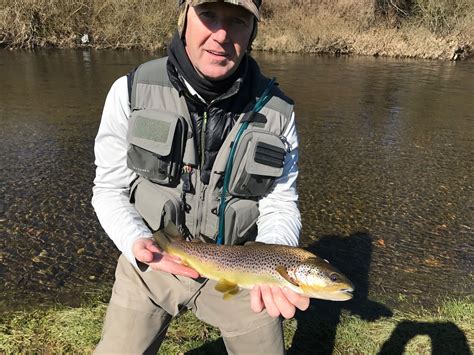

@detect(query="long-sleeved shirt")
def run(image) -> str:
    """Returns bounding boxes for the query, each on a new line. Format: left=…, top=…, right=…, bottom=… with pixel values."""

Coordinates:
left=92, top=75, right=301, bottom=268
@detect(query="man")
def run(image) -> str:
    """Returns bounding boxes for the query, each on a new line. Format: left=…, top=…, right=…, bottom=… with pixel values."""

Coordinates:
left=92, top=0, right=309, bottom=353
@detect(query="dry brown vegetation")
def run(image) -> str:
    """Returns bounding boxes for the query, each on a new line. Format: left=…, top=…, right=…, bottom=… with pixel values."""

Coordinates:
left=0, top=0, right=178, bottom=50
left=0, top=0, right=472, bottom=59
left=255, top=0, right=473, bottom=59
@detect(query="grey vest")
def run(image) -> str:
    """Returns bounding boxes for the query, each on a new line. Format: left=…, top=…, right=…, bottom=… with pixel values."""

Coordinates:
left=127, top=57, right=294, bottom=245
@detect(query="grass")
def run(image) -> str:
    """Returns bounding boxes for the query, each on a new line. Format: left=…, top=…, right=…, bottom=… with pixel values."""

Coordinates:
left=255, top=0, right=473, bottom=59
left=413, top=0, right=473, bottom=34
left=0, top=0, right=472, bottom=59
left=1, top=293, right=472, bottom=354
left=334, top=299, right=473, bottom=354
left=0, top=0, right=178, bottom=50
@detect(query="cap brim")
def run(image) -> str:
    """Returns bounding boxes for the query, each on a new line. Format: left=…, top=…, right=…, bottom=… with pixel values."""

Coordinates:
left=187, top=0, right=260, bottom=20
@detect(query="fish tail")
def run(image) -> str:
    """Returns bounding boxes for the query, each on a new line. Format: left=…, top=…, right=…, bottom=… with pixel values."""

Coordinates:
left=152, top=230, right=170, bottom=250
left=163, top=222, right=183, bottom=240
left=152, top=222, right=185, bottom=250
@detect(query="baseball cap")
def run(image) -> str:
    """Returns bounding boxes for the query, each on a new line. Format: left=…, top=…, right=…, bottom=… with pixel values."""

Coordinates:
left=180, top=0, right=261, bottom=20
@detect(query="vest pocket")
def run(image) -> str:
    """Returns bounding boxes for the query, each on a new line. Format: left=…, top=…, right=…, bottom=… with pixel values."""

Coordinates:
left=223, top=199, right=259, bottom=245
left=127, top=109, right=187, bottom=186
left=129, top=177, right=183, bottom=232
left=228, top=129, right=286, bottom=197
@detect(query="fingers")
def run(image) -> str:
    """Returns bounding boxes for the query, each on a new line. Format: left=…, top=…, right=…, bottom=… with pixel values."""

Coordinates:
left=136, top=249, right=152, bottom=263
left=146, top=242, right=162, bottom=254
left=271, top=286, right=296, bottom=319
left=250, top=286, right=264, bottom=313
left=251, top=285, right=311, bottom=319
left=151, top=254, right=200, bottom=278
left=282, top=287, right=310, bottom=311
left=260, top=285, right=281, bottom=318
left=132, top=238, right=156, bottom=263
left=132, top=237, right=199, bottom=279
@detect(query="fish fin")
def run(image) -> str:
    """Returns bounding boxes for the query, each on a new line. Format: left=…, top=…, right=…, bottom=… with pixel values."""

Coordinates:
left=223, top=287, right=240, bottom=300
left=152, top=230, right=170, bottom=250
left=276, top=266, right=300, bottom=287
left=163, top=221, right=185, bottom=240
left=153, top=222, right=185, bottom=248
left=244, top=241, right=266, bottom=246
left=215, top=279, right=239, bottom=294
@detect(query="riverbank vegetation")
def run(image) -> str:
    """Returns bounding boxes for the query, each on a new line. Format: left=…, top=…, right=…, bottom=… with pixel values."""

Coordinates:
left=1, top=291, right=472, bottom=353
left=0, top=0, right=472, bottom=59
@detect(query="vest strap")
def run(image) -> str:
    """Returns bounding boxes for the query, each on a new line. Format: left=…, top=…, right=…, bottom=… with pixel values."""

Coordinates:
left=216, top=77, right=276, bottom=245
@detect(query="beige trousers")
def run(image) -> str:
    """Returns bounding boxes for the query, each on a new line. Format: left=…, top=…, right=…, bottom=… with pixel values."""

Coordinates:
left=94, top=254, right=284, bottom=355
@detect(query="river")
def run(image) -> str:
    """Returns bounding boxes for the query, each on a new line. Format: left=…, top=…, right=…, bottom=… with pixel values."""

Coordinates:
left=0, top=49, right=472, bottom=313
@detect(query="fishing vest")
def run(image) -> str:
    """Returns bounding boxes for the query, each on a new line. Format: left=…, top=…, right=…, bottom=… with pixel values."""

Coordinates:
left=126, top=57, right=294, bottom=245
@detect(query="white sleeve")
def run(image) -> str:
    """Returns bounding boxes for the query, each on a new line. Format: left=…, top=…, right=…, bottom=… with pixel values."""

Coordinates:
left=91, top=76, right=152, bottom=268
left=256, top=111, right=301, bottom=246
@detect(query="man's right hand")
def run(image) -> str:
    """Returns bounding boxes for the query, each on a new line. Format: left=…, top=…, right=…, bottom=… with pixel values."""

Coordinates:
left=132, top=238, right=199, bottom=278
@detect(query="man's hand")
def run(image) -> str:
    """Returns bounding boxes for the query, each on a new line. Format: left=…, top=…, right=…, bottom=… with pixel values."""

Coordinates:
left=250, top=285, right=310, bottom=319
left=132, top=238, right=199, bottom=278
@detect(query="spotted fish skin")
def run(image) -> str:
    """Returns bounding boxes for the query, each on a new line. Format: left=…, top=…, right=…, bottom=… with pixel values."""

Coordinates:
left=153, top=227, right=354, bottom=301
left=170, top=240, right=311, bottom=278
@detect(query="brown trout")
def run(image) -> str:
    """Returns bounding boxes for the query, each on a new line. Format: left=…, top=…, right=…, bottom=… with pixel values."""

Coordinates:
left=153, top=224, right=354, bottom=301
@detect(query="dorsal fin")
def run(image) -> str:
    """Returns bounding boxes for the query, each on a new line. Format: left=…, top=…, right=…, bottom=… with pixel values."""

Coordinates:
left=244, top=241, right=266, bottom=246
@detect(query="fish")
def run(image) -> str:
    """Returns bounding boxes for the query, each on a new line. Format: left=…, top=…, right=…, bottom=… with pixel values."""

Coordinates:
left=153, top=223, right=354, bottom=301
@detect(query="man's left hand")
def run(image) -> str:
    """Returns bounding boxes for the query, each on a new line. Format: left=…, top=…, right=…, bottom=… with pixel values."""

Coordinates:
left=250, top=285, right=310, bottom=319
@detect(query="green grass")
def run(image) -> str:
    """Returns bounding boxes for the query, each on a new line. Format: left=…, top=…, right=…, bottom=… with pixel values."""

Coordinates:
left=0, top=304, right=106, bottom=353
left=337, top=299, right=473, bottom=354
left=1, top=295, right=472, bottom=354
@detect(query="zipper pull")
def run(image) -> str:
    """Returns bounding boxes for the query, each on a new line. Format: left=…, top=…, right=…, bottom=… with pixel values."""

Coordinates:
left=280, top=135, right=291, bottom=153
left=200, top=184, right=207, bottom=201
left=182, top=165, right=193, bottom=193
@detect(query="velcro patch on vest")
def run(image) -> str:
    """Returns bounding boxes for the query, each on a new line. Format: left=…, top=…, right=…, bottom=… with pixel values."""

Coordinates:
left=135, top=117, right=171, bottom=144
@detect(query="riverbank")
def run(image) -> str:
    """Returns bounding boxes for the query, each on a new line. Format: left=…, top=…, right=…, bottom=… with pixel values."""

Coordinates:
left=0, top=0, right=472, bottom=60
left=1, top=287, right=472, bottom=353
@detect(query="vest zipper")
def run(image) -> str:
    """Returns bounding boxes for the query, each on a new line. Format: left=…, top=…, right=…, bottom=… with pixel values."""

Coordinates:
left=193, top=109, right=208, bottom=240
left=192, top=176, right=207, bottom=240
left=201, top=110, right=208, bottom=168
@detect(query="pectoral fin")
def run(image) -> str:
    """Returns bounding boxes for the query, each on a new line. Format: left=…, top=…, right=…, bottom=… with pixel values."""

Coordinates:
left=215, top=279, right=240, bottom=300
left=276, top=266, right=299, bottom=287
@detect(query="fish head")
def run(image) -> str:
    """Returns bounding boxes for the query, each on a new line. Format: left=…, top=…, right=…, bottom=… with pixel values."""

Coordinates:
left=293, top=257, right=354, bottom=301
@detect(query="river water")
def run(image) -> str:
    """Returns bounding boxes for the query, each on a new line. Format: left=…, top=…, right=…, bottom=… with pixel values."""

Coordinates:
left=0, top=49, right=472, bottom=313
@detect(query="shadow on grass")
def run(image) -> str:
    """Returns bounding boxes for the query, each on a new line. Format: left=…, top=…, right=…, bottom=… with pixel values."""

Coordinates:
left=183, top=233, right=471, bottom=354
left=379, top=320, right=471, bottom=355
left=288, top=232, right=393, bottom=354
left=187, top=232, right=393, bottom=354
left=184, top=338, right=226, bottom=355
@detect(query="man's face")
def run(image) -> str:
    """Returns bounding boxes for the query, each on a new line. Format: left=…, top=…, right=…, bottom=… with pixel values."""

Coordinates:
left=185, top=3, right=254, bottom=81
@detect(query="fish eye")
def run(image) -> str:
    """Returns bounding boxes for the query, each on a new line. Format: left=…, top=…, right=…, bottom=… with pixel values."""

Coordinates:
left=329, top=273, right=339, bottom=282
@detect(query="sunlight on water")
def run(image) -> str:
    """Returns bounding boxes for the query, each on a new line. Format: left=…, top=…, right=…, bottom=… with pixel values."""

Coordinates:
left=1, top=49, right=472, bottom=311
